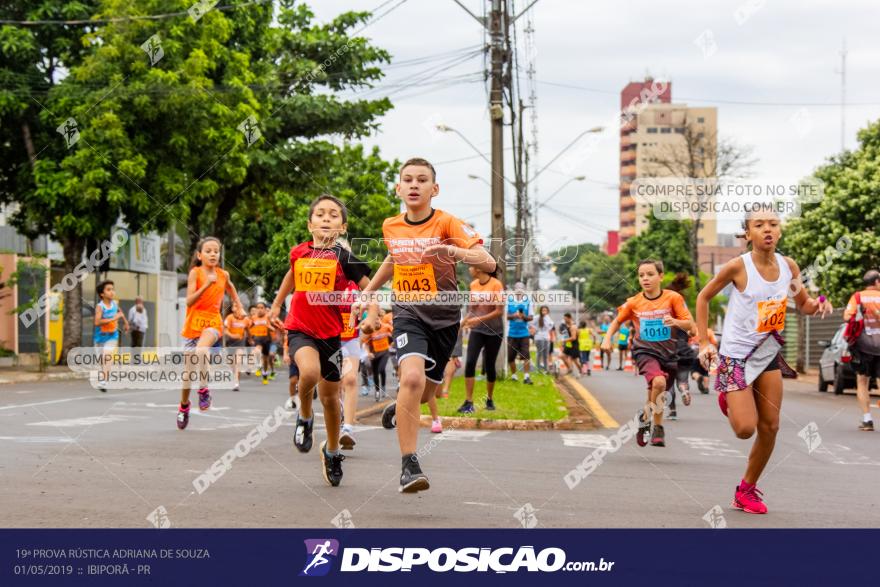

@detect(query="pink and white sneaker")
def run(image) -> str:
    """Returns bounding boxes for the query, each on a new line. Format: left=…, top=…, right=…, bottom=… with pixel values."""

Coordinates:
left=431, top=418, right=442, bottom=434
left=732, top=483, right=768, bottom=514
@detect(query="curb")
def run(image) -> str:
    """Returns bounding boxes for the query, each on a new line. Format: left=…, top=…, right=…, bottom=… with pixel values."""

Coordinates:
left=355, top=399, right=393, bottom=420
left=0, top=370, right=90, bottom=385
left=418, top=414, right=592, bottom=431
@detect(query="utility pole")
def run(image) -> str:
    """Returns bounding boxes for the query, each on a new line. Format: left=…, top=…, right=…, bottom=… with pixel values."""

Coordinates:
left=838, top=37, right=847, bottom=151
left=489, top=0, right=507, bottom=280
left=452, top=0, right=540, bottom=282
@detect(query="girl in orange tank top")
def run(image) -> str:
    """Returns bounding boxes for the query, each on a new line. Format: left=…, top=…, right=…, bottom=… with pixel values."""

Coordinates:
left=176, top=237, right=246, bottom=431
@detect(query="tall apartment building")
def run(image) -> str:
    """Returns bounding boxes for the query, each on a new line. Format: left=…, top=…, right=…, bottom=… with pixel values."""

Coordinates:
left=631, top=103, right=718, bottom=247
left=619, top=78, right=671, bottom=243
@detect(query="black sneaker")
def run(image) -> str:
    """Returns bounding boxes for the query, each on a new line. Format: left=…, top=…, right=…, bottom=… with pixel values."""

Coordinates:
left=651, top=424, right=666, bottom=447
left=399, top=454, right=430, bottom=493
left=320, top=440, right=345, bottom=487
left=668, top=408, right=677, bottom=420
left=382, top=402, right=396, bottom=429
left=698, top=377, right=708, bottom=394
left=294, top=416, right=314, bottom=452
left=457, top=400, right=475, bottom=414
left=485, top=398, right=496, bottom=411
left=859, top=420, right=874, bottom=431
left=523, top=375, right=534, bottom=385
left=636, top=413, right=650, bottom=447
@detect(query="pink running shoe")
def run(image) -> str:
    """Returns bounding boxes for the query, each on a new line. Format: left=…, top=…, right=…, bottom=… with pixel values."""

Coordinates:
left=732, top=484, right=767, bottom=514
left=718, top=391, right=728, bottom=417
left=431, top=418, right=442, bottom=434
left=197, top=387, right=212, bottom=411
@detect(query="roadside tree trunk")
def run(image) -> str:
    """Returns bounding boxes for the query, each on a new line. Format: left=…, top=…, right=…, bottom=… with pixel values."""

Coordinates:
left=59, top=235, right=86, bottom=364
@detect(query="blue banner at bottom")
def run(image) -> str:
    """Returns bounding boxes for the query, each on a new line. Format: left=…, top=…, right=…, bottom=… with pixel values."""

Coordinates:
left=0, top=529, right=873, bottom=586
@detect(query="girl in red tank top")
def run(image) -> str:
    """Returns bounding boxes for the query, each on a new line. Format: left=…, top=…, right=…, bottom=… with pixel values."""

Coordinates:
left=177, top=237, right=247, bottom=431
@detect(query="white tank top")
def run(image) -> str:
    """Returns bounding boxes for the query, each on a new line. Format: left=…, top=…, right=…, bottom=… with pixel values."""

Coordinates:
left=720, top=252, right=792, bottom=359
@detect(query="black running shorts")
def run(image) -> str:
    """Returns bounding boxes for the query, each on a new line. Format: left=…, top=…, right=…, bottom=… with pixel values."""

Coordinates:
left=392, top=315, right=459, bottom=384
left=286, top=330, right=342, bottom=382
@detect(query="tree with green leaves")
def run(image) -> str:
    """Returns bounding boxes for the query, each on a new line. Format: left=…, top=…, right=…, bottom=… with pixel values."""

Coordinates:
left=1, top=0, right=394, bottom=361
left=620, top=215, right=692, bottom=277
left=785, top=119, right=880, bottom=307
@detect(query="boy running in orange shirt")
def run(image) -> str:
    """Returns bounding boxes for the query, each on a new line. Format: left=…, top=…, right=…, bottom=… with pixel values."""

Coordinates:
left=357, top=158, right=496, bottom=493
left=601, top=259, right=694, bottom=448
left=250, top=302, right=274, bottom=385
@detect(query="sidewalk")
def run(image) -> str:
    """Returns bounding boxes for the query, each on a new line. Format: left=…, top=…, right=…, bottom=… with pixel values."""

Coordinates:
left=0, top=366, right=89, bottom=385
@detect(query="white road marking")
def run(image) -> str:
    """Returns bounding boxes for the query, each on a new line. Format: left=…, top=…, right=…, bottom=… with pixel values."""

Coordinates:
left=678, top=437, right=746, bottom=458
left=0, top=389, right=168, bottom=411
left=27, top=415, right=146, bottom=428
left=811, top=443, right=880, bottom=466
left=0, top=436, right=74, bottom=444
left=439, top=430, right=491, bottom=442
left=561, top=433, right=612, bottom=449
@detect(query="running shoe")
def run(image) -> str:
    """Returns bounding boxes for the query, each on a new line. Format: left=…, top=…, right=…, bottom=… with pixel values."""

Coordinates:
left=732, top=484, right=767, bottom=514
left=667, top=408, right=677, bottom=420
left=197, top=388, right=212, bottom=411
left=382, top=402, right=396, bottom=429
left=319, top=440, right=345, bottom=487
left=399, top=454, right=430, bottom=493
left=269, top=371, right=276, bottom=380
left=650, top=424, right=666, bottom=447
left=431, top=418, right=442, bottom=433
left=636, top=413, right=650, bottom=447
left=255, top=369, right=262, bottom=377
left=360, top=385, right=370, bottom=397
left=510, top=373, right=519, bottom=382
left=294, top=416, right=314, bottom=453
left=284, top=396, right=297, bottom=411
left=176, top=403, right=190, bottom=430
left=718, top=391, right=729, bottom=417
left=698, top=377, right=708, bottom=394
left=523, top=375, right=533, bottom=385
left=232, top=384, right=240, bottom=392
left=485, top=398, right=496, bottom=411
left=262, top=376, right=268, bottom=385
left=340, top=427, right=356, bottom=450
left=859, top=420, right=874, bottom=431
left=682, top=389, right=691, bottom=406
left=457, top=400, right=475, bottom=414
left=97, top=380, right=107, bottom=393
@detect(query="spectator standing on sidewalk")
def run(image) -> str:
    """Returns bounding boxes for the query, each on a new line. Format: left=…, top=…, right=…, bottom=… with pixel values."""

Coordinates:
left=128, top=296, right=148, bottom=349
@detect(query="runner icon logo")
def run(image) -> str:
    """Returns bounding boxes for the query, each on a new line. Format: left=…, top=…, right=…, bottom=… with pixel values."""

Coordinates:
left=301, top=539, right=340, bottom=577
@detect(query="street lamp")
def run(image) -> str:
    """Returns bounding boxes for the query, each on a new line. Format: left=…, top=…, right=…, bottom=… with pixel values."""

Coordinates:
left=569, top=276, right=586, bottom=325
left=537, top=176, right=586, bottom=209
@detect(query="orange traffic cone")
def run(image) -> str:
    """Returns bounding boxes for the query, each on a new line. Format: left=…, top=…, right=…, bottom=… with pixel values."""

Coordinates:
left=592, top=350, right=603, bottom=371
left=623, top=355, right=635, bottom=373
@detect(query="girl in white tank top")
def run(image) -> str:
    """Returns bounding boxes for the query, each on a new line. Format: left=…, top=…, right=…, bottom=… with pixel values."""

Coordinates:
left=694, top=214, right=832, bottom=515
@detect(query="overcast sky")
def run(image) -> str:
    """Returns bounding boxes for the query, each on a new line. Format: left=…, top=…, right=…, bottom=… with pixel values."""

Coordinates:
left=311, top=0, right=880, bottom=247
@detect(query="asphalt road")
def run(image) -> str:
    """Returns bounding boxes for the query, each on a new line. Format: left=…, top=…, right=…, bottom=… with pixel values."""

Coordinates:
left=1, top=366, right=878, bottom=528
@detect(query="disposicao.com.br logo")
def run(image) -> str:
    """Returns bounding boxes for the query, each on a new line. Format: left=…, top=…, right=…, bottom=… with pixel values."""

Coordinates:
left=300, top=540, right=615, bottom=575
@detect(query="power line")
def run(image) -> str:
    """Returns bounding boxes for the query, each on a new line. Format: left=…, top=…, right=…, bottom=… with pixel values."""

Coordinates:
left=0, top=1, right=266, bottom=26
left=538, top=79, right=880, bottom=107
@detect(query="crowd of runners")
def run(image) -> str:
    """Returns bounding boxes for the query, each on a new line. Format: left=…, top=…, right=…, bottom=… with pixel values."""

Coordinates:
left=88, top=157, right=880, bottom=514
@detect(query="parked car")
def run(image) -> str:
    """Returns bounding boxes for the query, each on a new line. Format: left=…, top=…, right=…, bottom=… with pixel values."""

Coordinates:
left=817, top=324, right=877, bottom=394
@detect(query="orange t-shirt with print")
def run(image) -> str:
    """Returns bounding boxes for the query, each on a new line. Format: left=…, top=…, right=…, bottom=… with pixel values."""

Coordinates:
left=382, top=208, right=482, bottom=329
left=224, top=314, right=250, bottom=339
left=615, top=289, right=692, bottom=362
left=181, top=267, right=227, bottom=339
left=469, top=276, right=504, bottom=335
